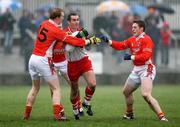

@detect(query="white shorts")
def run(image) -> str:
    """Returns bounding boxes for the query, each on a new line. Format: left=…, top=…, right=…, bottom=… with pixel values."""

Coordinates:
left=29, top=54, right=57, bottom=81
left=127, top=64, right=156, bottom=87
left=54, top=60, right=68, bottom=75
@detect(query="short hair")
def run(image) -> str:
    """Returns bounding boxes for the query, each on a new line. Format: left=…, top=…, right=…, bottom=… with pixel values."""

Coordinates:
left=67, top=12, right=79, bottom=21
left=49, top=8, right=64, bottom=19
left=133, top=20, right=146, bottom=31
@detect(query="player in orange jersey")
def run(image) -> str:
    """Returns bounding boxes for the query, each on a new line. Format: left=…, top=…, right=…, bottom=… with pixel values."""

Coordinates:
left=100, top=20, right=168, bottom=121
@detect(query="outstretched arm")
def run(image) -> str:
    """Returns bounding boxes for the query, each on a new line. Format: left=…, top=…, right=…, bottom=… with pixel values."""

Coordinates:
left=99, top=34, right=129, bottom=50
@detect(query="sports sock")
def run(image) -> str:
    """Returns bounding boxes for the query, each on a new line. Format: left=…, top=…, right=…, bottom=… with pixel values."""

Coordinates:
left=84, top=86, right=95, bottom=105
left=77, top=96, right=82, bottom=109
left=158, top=112, right=164, bottom=119
left=53, top=104, right=64, bottom=118
left=23, top=106, right=32, bottom=118
left=71, top=96, right=79, bottom=111
left=125, top=108, right=133, bottom=114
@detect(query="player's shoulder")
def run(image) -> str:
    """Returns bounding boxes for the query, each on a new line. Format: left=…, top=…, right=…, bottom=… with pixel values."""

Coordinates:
left=41, top=20, right=58, bottom=29
left=144, top=34, right=153, bottom=41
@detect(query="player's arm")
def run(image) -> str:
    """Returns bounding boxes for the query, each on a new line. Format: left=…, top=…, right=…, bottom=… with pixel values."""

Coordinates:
left=54, top=28, right=101, bottom=47
left=110, top=40, right=130, bottom=50
left=100, top=35, right=129, bottom=50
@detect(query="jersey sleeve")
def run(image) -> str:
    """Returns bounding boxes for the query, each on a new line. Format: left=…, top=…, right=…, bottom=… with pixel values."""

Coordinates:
left=111, top=39, right=130, bottom=50
left=64, top=35, right=86, bottom=47
left=134, top=37, right=153, bottom=62
left=52, top=28, right=85, bottom=47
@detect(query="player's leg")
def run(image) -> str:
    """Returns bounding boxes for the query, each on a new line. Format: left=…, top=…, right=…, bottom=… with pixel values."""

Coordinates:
left=44, top=58, right=68, bottom=121
left=82, top=70, right=96, bottom=116
left=69, top=80, right=84, bottom=118
left=46, top=77, right=68, bottom=121
left=68, top=61, right=84, bottom=119
left=76, top=84, right=84, bottom=116
left=23, top=79, right=41, bottom=120
left=23, top=56, right=41, bottom=120
left=122, top=77, right=138, bottom=119
left=141, top=64, right=168, bottom=121
left=69, top=80, right=81, bottom=120
left=50, top=62, right=70, bottom=98
left=141, top=78, right=168, bottom=121
left=62, top=73, right=71, bottom=85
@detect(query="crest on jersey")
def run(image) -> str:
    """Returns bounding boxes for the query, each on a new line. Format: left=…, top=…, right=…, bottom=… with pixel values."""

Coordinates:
left=132, top=41, right=141, bottom=53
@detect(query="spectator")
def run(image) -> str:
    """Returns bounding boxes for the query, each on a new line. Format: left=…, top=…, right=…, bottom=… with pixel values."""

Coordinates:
left=110, top=21, right=127, bottom=64
left=160, top=21, right=175, bottom=67
left=0, top=8, right=16, bottom=54
left=145, top=7, right=163, bottom=65
left=93, top=13, right=108, bottom=54
left=121, top=12, right=134, bottom=38
left=18, top=9, right=32, bottom=55
left=34, top=10, right=46, bottom=28
left=62, top=3, right=73, bottom=28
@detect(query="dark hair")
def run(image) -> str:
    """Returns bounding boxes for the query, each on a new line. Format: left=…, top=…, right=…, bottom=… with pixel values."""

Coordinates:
left=67, top=12, right=79, bottom=21
left=49, top=8, right=64, bottom=19
left=133, top=20, right=146, bottom=31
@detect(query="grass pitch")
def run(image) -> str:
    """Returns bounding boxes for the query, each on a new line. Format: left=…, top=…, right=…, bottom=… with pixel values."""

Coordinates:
left=0, top=84, right=179, bottom=127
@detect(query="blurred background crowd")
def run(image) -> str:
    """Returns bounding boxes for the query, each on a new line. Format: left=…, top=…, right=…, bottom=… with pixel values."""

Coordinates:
left=0, top=0, right=180, bottom=75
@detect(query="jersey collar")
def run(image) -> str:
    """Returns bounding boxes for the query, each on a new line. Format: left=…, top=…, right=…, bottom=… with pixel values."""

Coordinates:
left=48, top=19, right=62, bottom=28
left=67, top=26, right=81, bottom=33
left=136, top=32, right=145, bottom=40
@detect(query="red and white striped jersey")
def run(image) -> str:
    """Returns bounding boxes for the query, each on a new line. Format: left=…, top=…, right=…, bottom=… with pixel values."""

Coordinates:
left=111, top=32, right=154, bottom=66
left=64, top=27, right=88, bottom=62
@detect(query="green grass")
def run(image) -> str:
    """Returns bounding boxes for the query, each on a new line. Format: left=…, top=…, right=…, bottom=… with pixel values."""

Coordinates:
left=0, top=84, right=180, bottom=127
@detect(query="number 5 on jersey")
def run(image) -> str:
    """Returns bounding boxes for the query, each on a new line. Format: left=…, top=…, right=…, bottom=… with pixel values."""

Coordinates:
left=38, top=26, right=49, bottom=42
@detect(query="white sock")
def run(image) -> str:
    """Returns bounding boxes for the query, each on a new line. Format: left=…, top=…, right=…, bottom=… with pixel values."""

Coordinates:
left=84, top=99, right=90, bottom=105
left=79, top=107, right=83, bottom=112
left=73, top=109, right=79, bottom=115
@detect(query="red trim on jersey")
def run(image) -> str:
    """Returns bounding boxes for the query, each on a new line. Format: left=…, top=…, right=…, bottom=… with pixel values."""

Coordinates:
left=48, top=57, right=55, bottom=75
left=146, top=64, right=153, bottom=77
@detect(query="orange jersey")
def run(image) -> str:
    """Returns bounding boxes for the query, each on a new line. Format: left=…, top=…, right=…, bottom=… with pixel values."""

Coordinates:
left=111, top=32, right=154, bottom=66
left=32, top=20, right=85, bottom=57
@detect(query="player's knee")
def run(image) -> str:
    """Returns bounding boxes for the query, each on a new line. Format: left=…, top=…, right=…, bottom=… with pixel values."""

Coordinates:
left=141, top=93, right=150, bottom=101
left=87, top=80, right=96, bottom=88
left=123, top=91, right=127, bottom=97
left=32, top=86, right=40, bottom=94
left=123, top=89, right=129, bottom=97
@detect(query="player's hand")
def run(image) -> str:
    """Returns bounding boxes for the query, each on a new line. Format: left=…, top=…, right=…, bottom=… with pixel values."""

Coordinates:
left=88, top=36, right=102, bottom=45
left=124, top=53, right=131, bottom=60
left=99, top=34, right=109, bottom=43
left=76, top=28, right=89, bottom=38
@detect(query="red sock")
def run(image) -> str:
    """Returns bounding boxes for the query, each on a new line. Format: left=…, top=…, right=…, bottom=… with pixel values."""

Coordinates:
left=23, top=106, right=32, bottom=119
left=158, top=112, right=164, bottom=119
left=84, top=86, right=95, bottom=101
left=125, top=108, right=133, bottom=114
left=53, top=104, right=64, bottom=118
left=77, top=96, right=82, bottom=109
left=71, top=96, right=79, bottom=110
